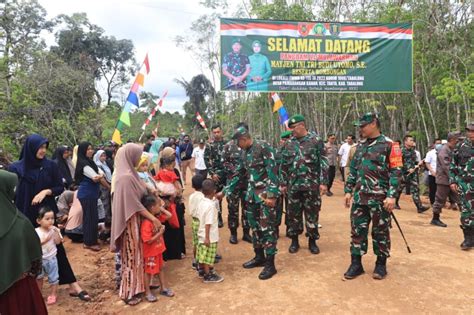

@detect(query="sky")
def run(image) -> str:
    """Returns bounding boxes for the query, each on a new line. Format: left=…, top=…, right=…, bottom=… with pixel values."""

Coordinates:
left=38, top=0, right=218, bottom=114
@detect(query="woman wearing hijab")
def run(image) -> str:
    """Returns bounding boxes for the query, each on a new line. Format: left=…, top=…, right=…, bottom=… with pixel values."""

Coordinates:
left=148, top=139, right=163, bottom=175
left=74, top=142, right=103, bottom=251
left=53, top=146, right=74, bottom=188
left=8, top=134, right=91, bottom=302
left=0, top=170, right=47, bottom=315
left=94, top=150, right=112, bottom=226
left=111, top=143, right=162, bottom=306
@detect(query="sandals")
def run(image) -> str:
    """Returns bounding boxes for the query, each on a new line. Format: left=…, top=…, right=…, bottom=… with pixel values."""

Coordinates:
left=123, top=297, right=142, bottom=306
left=83, top=244, right=101, bottom=252
left=145, top=294, right=158, bottom=302
left=69, top=290, right=92, bottom=302
left=47, top=295, right=57, bottom=305
left=160, top=288, right=175, bottom=297
left=149, top=285, right=160, bottom=290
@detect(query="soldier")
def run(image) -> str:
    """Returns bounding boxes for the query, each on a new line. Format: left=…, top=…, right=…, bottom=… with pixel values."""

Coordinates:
left=431, top=132, right=461, bottom=227
left=325, top=134, right=338, bottom=196
left=343, top=112, right=403, bottom=280
left=397, top=135, right=430, bottom=213
left=281, top=115, right=329, bottom=254
left=275, top=130, right=292, bottom=237
left=223, top=123, right=252, bottom=244
left=204, top=124, right=226, bottom=227
left=224, top=126, right=280, bottom=280
left=449, top=123, right=474, bottom=250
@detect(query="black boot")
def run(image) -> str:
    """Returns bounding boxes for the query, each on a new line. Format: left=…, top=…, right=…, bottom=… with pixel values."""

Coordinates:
left=460, top=227, right=474, bottom=250
left=372, top=256, right=387, bottom=280
left=218, top=213, right=224, bottom=228
left=417, top=205, right=430, bottom=213
left=242, top=228, right=252, bottom=243
left=242, top=248, right=265, bottom=269
left=343, top=255, right=364, bottom=279
left=258, top=255, right=277, bottom=280
left=288, top=235, right=299, bottom=254
left=229, top=228, right=238, bottom=244
left=308, top=237, right=320, bottom=254
left=430, top=213, right=447, bottom=227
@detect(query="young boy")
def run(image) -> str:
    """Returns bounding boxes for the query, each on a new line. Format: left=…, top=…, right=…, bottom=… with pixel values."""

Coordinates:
left=36, top=207, right=63, bottom=305
left=141, top=194, right=175, bottom=302
left=189, top=174, right=205, bottom=271
left=196, top=179, right=224, bottom=283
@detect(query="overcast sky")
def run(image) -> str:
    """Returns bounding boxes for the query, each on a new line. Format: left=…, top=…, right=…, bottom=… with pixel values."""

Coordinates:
left=38, top=0, right=218, bottom=114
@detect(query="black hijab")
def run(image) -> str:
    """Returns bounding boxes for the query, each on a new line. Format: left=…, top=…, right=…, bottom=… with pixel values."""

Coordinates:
left=74, top=142, right=98, bottom=183
left=16, top=134, right=48, bottom=183
left=53, top=146, right=73, bottom=187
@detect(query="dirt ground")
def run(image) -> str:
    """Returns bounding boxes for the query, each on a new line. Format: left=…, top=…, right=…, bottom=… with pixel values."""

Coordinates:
left=49, top=179, right=473, bottom=314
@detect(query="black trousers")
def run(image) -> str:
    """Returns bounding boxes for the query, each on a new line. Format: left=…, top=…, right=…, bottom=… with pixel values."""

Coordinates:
left=196, top=169, right=208, bottom=179
left=57, top=242, right=77, bottom=285
left=428, top=175, right=437, bottom=205
left=340, top=167, right=345, bottom=182
left=79, top=198, right=98, bottom=246
left=328, top=166, right=336, bottom=191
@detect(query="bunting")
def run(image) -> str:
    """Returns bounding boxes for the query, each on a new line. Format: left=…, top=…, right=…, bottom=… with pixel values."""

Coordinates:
left=196, top=112, right=207, bottom=130
left=271, top=92, right=284, bottom=112
left=141, top=90, right=169, bottom=130
left=271, top=92, right=290, bottom=126
left=111, top=54, right=150, bottom=145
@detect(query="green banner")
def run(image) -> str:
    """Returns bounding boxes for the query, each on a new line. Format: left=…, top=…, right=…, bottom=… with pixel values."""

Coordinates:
left=220, top=18, right=413, bottom=93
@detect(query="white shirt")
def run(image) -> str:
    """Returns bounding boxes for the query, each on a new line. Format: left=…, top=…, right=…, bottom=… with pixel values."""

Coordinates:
left=415, top=150, right=421, bottom=163
left=188, top=191, right=204, bottom=218
left=192, top=146, right=206, bottom=170
left=338, top=142, right=352, bottom=167
left=197, top=197, right=219, bottom=243
left=36, top=228, right=58, bottom=260
left=425, top=149, right=437, bottom=175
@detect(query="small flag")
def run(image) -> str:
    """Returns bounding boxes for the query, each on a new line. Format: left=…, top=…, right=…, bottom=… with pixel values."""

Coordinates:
left=140, top=90, right=168, bottom=131
left=112, top=129, right=122, bottom=145
left=278, top=107, right=289, bottom=125
left=143, top=53, right=150, bottom=74
left=126, top=92, right=139, bottom=107
left=135, top=73, right=145, bottom=87
left=271, top=92, right=284, bottom=112
left=196, top=112, right=207, bottom=130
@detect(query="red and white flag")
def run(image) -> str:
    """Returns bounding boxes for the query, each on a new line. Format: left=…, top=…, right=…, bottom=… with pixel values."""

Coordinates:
left=196, top=112, right=207, bottom=130
left=141, top=90, right=168, bottom=130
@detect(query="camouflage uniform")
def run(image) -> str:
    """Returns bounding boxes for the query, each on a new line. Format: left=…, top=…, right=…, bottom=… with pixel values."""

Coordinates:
left=344, top=135, right=403, bottom=257
left=204, top=139, right=226, bottom=218
left=281, top=132, right=329, bottom=239
left=275, top=140, right=289, bottom=232
left=226, top=140, right=280, bottom=256
left=223, top=140, right=249, bottom=230
left=398, top=146, right=424, bottom=209
left=449, top=138, right=474, bottom=230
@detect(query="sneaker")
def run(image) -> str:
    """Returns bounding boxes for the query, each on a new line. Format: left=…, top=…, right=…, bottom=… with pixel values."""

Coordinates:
left=197, top=268, right=205, bottom=278
left=203, top=272, right=224, bottom=283
left=192, top=260, right=197, bottom=270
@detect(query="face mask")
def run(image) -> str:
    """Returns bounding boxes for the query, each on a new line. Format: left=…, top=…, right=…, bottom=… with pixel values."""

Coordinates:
left=435, top=144, right=442, bottom=151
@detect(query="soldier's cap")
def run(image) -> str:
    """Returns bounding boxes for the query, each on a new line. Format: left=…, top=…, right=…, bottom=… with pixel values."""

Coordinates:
left=199, top=139, right=205, bottom=144
left=354, top=112, right=379, bottom=127
left=287, top=114, right=305, bottom=127
left=280, top=131, right=292, bottom=139
left=252, top=40, right=262, bottom=47
left=231, top=38, right=241, bottom=45
left=465, top=122, right=474, bottom=131
left=447, top=131, right=461, bottom=141
left=232, top=126, right=250, bottom=140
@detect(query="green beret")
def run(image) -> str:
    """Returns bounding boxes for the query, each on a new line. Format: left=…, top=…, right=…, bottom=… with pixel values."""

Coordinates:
left=280, top=131, right=292, bottom=139
left=232, top=126, right=250, bottom=140
left=231, top=38, right=242, bottom=45
left=287, top=114, right=305, bottom=127
left=252, top=40, right=262, bottom=47
left=354, top=112, right=379, bottom=127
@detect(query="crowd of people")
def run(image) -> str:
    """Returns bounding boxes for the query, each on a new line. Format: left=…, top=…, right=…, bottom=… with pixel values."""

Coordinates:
left=0, top=113, right=472, bottom=312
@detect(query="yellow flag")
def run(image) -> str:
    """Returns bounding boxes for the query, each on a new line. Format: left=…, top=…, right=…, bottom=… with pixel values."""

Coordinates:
left=112, top=129, right=122, bottom=145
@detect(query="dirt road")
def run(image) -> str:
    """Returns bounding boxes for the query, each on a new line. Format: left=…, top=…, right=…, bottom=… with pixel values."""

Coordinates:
left=49, top=180, right=473, bottom=314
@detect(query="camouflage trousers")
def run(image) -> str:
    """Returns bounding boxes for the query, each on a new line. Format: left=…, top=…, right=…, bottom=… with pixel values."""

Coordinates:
left=458, top=181, right=474, bottom=229
left=398, top=174, right=423, bottom=208
left=350, top=202, right=391, bottom=257
left=227, top=190, right=249, bottom=230
left=287, top=190, right=321, bottom=239
left=246, top=200, right=278, bottom=256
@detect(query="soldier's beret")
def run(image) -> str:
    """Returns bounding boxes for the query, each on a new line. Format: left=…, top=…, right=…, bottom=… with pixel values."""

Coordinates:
left=354, top=112, right=379, bottom=127
left=252, top=40, right=262, bottom=47
left=280, top=131, right=292, bottom=139
left=466, top=122, right=474, bottom=131
left=231, top=38, right=241, bottom=45
left=232, top=126, right=250, bottom=140
left=288, top=114, right=305, bottom=127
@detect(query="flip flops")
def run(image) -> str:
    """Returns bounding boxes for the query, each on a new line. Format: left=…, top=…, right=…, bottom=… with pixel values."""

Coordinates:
left=123, top=297, right=142, bottom=305
left=69, top=290, right=91, bottom=302
left=145, top=294, right=158, bottom=302
left=160, top=288, right=175, bottom=297
left=47, top=295, right=57, bottom=305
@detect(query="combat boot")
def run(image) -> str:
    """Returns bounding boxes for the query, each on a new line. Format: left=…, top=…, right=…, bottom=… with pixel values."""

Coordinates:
left=243, top=248, right=265, bottom=269
left=242, top=228, right=252, bottom=243
left=372, top=256, right=387, bottom=280
left=258, top=255, right=277, bottom=280
left=229, top=228, right=238, bottom=244
left=417, top=205, right=430, bottom=213
left=343, top=255, right=364, bottom=279
left=218, top=213, right=224, bottom=228
left=460, top=227, right=474, bottom=250
left=288, top=236, right=300, bottom=253
left=430, top=213, right=447, bottom=227
left=308, top=237, right=320, bottom=254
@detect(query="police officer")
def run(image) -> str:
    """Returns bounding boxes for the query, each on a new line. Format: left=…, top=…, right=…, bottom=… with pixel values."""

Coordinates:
left=343, top=113, right=403, bottom=280
left=449, top=123, right=474, bottom=250
left=281, top=114, right=329, bottom=254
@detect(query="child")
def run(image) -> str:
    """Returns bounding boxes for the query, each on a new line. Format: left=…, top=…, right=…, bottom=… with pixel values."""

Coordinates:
left=154, top=157, right=182, bottom=199
left=188, top=174, right=205, bottom=270
left=141, top=194, right=175, bottom=302
left=36, top=207, right=63, bottom=305
left=196, top=179, right=224, bottom=283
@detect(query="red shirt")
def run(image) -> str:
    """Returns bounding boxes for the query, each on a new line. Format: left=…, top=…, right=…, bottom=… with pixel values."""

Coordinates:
left=141, top=218, right=166, bottom=258
left=154, top=169, right=179, bottom=183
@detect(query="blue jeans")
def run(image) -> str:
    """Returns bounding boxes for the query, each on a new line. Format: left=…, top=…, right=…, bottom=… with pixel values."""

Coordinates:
left=38, top=256, right=59, bottom=284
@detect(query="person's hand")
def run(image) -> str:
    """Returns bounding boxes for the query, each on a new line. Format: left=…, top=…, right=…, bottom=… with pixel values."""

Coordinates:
left=344, top=193, right=352, bottom=208
left=408, top=168, right=415, bottom=174
left=32, top=190, right=49, bottom=205
left=204, top=237, right=210, bottom=247
left=450, top=183, right=458, bottom=193
left=264, top=197, right=277, bottom=208
left=215, top=192, right=224, bottom=201
left=152, top=217, right=162, bottom=232
left=280, top=186, right=287, bottom=195
left=320, top=185, right=328, bottom=196
left=383, top=197, right=396, bottom=212
left=431, top=171, right=436, bottom=177
left=211, top=174, right=220, bottom=182
left=232, top=77, right=243, bottom=85
left=92, top=175, right=102, bottom=183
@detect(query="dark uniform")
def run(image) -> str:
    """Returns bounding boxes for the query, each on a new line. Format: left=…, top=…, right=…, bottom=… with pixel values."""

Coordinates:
left=204, top=138, right=226, bottom=226
left=449, top=124, right=474, bottom=250
left=398, top=146, right=426, bottom=211
left=275, top=131, right=292, bottom=236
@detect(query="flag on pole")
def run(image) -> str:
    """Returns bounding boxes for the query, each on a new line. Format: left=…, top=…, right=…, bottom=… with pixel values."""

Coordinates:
left=270, top=92, right=290, bottom=126
left=196, top=112, right=207, bottom=130
left=141, top=90, right=168, bottom=131
left=271, top=92, right=284, bottom=112
left=143, top=53, right=150, bottom=74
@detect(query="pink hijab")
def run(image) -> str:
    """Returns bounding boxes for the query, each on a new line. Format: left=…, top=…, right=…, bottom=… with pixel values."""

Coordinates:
left=110, top=143, right=146, bottom=251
